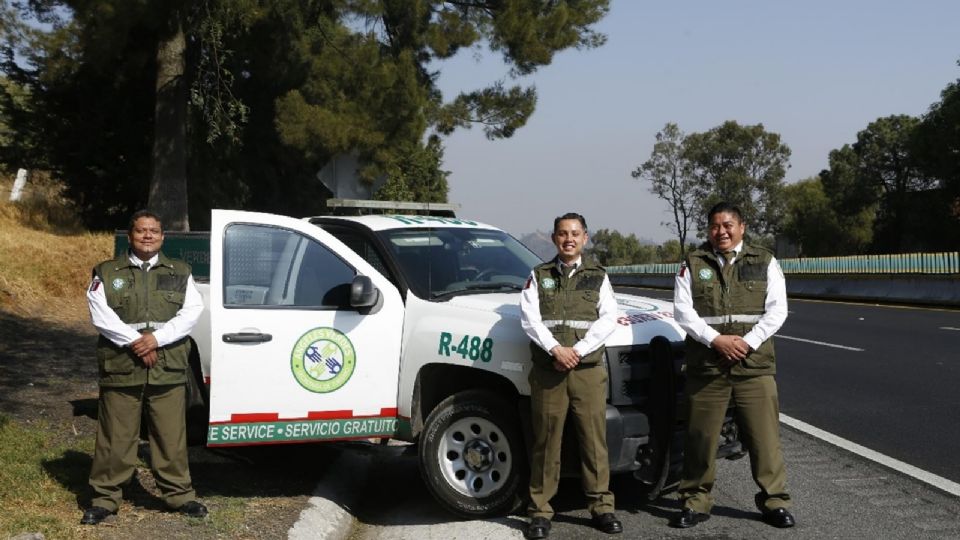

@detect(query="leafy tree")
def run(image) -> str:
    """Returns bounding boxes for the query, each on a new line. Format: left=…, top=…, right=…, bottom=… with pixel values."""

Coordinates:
left=682, top=120, right=791, bottom=238
left=0, top=0, right=611, bottom=230
left=853, top=114, right=931, bottom=251
left=916, top=76, right=960, bottom=195
left=913, top=69, right=960, bottom=250
left=656, top=239, right=694, bottom=263
left=780, top=176, right=847, bottom=256
left=631, top=122, right=696, bottom=258
left=0, top=0, right=254, bottom=229
left=374, top=136, right=449, bottom=203
left=586, top=228, right=656, bottom=266
left=818, top=145, right=878, bottom=253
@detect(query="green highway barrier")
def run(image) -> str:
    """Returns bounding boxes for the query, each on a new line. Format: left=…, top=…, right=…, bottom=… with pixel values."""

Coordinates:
left=608, top=251, right=959, bottom=276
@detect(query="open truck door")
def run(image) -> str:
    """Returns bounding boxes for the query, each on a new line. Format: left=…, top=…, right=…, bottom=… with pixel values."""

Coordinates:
left=206, top=210, right=404, bottom=446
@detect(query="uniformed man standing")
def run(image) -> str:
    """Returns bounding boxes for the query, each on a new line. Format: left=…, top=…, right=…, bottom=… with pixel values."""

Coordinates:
left=519, top=212, right=623, bottom=539
left=669, top=202, right=795, bottom=529
left=81, top=210, right=208, bottom=525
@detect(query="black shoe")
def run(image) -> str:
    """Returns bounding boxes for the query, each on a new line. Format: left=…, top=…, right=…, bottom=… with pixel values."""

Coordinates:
left=525, top=517, right=551, bottom=539
left=177, top=500, right=208, bottom=518
left=592, top=513, right=623, bottom=534
left=80, top=506, right=115, bottom=525
left=670, top=508, right=710, bottom=528
left=762, top=508, right=795, bottom=528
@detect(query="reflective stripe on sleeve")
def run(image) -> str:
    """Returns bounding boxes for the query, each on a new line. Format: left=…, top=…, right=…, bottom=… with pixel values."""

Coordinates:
left=129, top=321, right=167, bottom=331
left=541, top=320, right=593, bottom=330
left=701, top=314, right=763, bottom=324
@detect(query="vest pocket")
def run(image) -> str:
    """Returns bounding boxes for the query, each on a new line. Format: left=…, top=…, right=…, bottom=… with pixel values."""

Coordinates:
left=158, top=339, right=190, bottom=373
left=160, top=290, right=185, bottom=306
left=98, top=348, right=135, bottom=375
left=741, top=340, right=775, bottom=370
left=693, top=281, right=715, bottom=296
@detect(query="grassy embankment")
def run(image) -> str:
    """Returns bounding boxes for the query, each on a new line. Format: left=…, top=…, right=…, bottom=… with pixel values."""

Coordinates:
left=0, top=175, right=111, bottom=538
left=1, top=177, right=317, bottom=539
left=0, top=175, right=109, bottom=322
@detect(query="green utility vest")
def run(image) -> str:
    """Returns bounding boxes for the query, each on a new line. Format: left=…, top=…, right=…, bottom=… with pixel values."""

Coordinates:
left=94, top=251, right=193, bottom=387
left=530, top=258, right=608, bottom=368
left=684, top=243, right=776, bottom=376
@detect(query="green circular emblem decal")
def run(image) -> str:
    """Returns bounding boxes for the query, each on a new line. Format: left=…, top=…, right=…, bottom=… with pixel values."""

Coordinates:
left=698, top=268, right=714, bottom=280
left=291, top=327, right=356, bottom=393
left=541, top=277, right=556, bottom=290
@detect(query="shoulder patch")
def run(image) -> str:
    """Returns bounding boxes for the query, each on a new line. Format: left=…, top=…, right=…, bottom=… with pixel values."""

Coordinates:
left=88, top=277, right=102, bottom=292
left=678, top=262, right=687, bottom=278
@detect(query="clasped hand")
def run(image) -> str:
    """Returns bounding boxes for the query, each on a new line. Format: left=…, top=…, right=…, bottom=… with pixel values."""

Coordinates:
left=130, top=333, right=159, bottom=368
left=711, top=335, right=750, bottom=367
left=550, top=345, right=581, bottom=372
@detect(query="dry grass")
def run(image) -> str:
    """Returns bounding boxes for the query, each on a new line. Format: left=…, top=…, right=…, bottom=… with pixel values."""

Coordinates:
left=0, top=175, right=112, bottom=325
left=0, top=177, right=316, bottom=539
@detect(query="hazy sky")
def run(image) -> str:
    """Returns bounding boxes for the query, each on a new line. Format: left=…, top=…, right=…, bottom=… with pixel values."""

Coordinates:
left=435, top=0, right=959, bottom=243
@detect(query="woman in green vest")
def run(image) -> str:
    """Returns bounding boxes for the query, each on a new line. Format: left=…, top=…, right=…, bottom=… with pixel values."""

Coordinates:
left=519, top=212, right=623, bottom=539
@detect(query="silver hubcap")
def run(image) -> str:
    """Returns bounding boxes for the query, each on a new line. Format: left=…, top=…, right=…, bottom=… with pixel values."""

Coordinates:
left=437, top=415, right=512, bottom=498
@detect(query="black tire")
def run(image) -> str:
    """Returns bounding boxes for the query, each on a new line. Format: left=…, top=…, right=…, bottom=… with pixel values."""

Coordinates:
left=418, top=390, right=525, bottom=518
left=184, top=350, right=209, bottom=446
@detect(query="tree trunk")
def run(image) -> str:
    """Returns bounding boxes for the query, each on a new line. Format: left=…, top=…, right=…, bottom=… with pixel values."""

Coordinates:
left=149, top=15, right=189, bottom=231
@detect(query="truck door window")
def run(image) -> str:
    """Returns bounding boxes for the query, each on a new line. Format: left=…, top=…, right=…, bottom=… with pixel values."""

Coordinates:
left=223, top=223, right=355, bottom=309
left=325, top=229, right=393, bottom=283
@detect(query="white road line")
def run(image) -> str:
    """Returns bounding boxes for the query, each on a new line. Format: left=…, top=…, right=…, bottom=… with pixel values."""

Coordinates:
left=777, top=334, right=865, bottom=352
left=940, top=326, right=960, bottom=331
left=781, top=414, right=960, bottom=498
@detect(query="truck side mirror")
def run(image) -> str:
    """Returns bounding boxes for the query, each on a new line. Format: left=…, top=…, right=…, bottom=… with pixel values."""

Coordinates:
left=350, top=275, right=382, bottom=314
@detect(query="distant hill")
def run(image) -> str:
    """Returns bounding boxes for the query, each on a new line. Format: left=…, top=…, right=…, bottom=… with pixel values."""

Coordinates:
left=516, top=231, right=555, bottom=261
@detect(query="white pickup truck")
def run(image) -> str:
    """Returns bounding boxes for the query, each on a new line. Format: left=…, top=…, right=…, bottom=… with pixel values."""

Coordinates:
left=134, top=205, right=740, bottom=517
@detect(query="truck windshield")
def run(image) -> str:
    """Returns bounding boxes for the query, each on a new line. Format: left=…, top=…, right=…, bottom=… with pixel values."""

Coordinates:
left=378, top=228, right=543, bottom=299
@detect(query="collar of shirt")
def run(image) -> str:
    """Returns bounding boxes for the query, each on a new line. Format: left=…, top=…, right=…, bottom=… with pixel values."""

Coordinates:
left=715, top=242, right=744, bottom=262
left=129, top=252, right=159, bottom=269
left=556, top=256, right=583, bottom=274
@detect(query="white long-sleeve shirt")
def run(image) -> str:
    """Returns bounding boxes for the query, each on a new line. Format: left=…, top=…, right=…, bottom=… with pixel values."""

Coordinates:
left=87, top=252, right=204, bottom=348
left=673, top=243, right=788, bottom=351
left=519, top=257, right=618, bottom=358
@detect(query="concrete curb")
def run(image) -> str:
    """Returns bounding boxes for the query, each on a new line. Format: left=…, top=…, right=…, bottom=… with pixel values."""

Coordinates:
left=288, top=448, right=371, bottom=540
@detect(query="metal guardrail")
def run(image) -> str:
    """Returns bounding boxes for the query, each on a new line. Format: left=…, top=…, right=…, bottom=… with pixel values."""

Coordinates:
left=608, top=252, right=960, bottom=276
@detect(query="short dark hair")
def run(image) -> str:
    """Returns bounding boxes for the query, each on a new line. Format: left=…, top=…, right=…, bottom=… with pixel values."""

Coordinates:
left=128, top=210, right=163, bottom=233
left=707, top=202, right=743, bottom=224
left=553, top=212, right=587, bottom=233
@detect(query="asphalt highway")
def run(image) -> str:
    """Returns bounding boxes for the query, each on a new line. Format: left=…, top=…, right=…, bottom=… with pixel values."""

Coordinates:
left=294, top=289, right=960, bottom=539
left=624, top=286, right=960, bottom=485
left=329, top=427, right=960, bottom=540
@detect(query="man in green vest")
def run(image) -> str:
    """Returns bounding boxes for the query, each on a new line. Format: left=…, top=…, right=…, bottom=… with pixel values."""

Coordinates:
left=669, top=202, right=794, bottom=529
left=519, top=212, right=623, bottom=539
left=81, top=210, right=208, bottom=525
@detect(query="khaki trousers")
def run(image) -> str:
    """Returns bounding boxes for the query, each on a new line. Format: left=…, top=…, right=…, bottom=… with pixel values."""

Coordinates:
left=679, top=373, right=791, bottom=513
left=527, top=363, right=615, bottom=519
left=89, top=384, right=195, bottom=511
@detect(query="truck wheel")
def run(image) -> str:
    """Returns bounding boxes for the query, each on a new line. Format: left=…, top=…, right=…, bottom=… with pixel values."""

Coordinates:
left=419, top=390, right=525, bottom=518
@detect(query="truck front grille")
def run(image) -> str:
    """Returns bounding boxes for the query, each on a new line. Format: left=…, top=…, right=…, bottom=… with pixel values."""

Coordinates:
left=606, top=342, right=684, bottom=407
